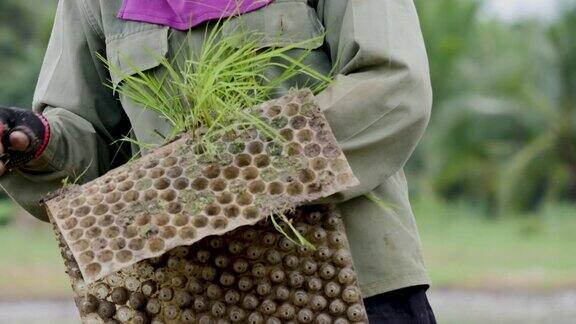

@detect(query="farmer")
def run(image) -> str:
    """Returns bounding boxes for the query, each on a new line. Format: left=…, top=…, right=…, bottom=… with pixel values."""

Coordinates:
left=0, top=0, right=434, bottom=322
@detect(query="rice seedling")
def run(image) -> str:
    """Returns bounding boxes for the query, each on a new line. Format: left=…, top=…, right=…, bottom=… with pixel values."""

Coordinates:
left=100, top=20, right=332, bottom=157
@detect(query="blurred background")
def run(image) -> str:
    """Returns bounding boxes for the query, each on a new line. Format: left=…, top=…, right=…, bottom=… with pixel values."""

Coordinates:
left=0, top=0, right=575, bottom=323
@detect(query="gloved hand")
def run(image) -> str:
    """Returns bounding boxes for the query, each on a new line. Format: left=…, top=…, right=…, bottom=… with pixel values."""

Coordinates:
left=0, top=107, right=50, bottom=175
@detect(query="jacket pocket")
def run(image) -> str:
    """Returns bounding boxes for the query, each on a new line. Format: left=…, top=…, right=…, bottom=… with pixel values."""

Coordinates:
left=221, top=0, right=325, bottom=49
left=105, top=26, right=169, bottom=89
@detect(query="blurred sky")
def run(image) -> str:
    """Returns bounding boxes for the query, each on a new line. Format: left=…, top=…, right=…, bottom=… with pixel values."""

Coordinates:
left=486, top=0, right=560, bottom=20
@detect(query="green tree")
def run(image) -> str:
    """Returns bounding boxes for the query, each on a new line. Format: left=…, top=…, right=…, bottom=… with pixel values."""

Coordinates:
left=0, top=0, right=55, bottom=107
left=413, top=0, right=576, bottom=213
left=497, top=5, right=576, bottom=211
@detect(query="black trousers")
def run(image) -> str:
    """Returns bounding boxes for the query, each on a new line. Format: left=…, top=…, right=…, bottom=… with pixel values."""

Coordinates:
left=363, top=285, right=437, bottom=324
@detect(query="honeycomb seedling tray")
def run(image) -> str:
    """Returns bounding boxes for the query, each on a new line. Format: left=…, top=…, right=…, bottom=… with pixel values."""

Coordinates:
left=44, top=89, right=359, bottom=283
left=58, top=206, right=368, bottom=323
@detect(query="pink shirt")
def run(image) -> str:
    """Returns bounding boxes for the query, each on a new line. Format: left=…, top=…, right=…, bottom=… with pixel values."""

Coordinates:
left=117, top=0, right=273, bottom=30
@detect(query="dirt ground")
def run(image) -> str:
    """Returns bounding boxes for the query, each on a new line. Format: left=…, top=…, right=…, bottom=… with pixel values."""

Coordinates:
left=428, top=289, right=576, bottom=324
left=0, top=289, right=575, bottom=323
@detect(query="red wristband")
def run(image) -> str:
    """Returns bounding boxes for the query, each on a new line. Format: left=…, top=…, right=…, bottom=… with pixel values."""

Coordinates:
left=34, top=114, right=51, bottom=159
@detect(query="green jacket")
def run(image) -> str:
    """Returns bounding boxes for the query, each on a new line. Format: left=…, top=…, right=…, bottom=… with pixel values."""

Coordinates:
left=0, top=0, right=432, bottom=297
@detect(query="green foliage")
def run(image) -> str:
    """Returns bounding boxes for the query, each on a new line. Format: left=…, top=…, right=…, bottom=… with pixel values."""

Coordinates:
left=416, top=0, right=481, bottom=104
left=0, top=0, right=55, bottom=107
left=413, top=0, right=576, bottom=214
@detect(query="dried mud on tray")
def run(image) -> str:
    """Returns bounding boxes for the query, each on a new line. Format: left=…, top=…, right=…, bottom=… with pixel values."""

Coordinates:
left=58, top=206, right=368, bottom=323
left=44, top=90, right=359, bottom=284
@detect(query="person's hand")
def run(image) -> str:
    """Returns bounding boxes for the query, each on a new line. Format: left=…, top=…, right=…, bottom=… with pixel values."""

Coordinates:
left=0, top=107, right=50, bottom=175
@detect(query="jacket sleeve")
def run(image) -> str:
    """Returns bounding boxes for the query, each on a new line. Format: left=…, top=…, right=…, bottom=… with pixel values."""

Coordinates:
left=0, top=0, right=131, bottom=221
left=313, top=0, right=432, bottom=202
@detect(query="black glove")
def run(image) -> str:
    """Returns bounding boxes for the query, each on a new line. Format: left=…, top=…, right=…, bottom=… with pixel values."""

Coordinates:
left=0, top=107, right=50, bottom=171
